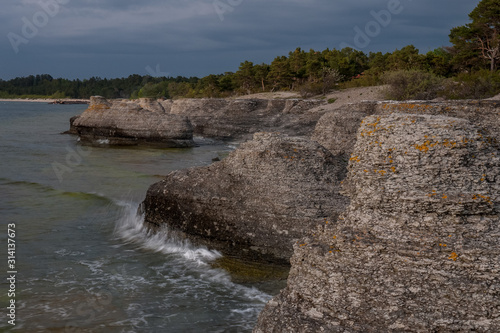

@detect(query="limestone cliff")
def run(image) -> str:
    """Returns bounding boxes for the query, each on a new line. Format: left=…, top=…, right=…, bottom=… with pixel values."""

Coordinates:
left=159, top=98, right=324, bottom=140
left=70, top=96, right=325, bottom=145
left=142, top=132, right=349, bottom=264
left=255, top=113, right=500, bottom=332
left=72, top=97, right=194, bottom=147
left=312, top=100, right=500, bottom=157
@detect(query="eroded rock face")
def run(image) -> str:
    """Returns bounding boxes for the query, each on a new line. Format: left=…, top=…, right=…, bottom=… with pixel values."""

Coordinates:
left=160, top=98, right=325, bottom=140
left=142, top=132, right=349, bottom=264
left=72, top=97, right=194, bottom=147
left=255, top=114, right=500, bottom=332
left=312, top=100, right=500, bottom=157
left=71, top=96, right=325, bottom=144
left=65, top=115, right=80, bottom=135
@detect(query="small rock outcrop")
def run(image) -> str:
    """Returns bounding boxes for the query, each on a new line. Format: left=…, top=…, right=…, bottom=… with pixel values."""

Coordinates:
left=71, top=97, right=194, bottom=147
left=142, top=132, right=349, bottom=264
left=255, top=114, right=500, bottom=332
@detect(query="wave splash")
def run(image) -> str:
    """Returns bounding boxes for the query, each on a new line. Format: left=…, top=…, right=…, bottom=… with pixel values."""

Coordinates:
left=113, top=202, right=222, bottom=265
left=112, top=201, right=273, bottom=331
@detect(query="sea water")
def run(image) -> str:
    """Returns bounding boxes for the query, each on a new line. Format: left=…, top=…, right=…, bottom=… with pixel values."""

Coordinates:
left=0, top=102, right=274, bottom=332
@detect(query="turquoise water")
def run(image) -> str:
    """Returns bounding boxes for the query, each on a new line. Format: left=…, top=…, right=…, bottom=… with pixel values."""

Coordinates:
left=0, top=102, right=271, bottom=332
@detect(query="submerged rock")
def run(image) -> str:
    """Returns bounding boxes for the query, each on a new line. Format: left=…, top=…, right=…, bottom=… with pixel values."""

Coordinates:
left=72, top=96, right=194, bottom=147
left=255, top=113, right=500, bottom=332
left=142, top=132, right=349, bottom=264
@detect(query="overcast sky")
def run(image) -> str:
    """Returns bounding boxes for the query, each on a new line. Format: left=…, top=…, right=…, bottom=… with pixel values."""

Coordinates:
left=1, top=0, right=480, bottom=80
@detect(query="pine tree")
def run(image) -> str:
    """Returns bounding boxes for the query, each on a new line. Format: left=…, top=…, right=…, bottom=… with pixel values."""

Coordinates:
left=450, top=0, right=500, bottom=71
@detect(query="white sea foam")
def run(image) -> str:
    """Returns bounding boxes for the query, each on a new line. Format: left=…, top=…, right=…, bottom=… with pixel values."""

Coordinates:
left=78, top=259, right=107, bottom=275
left=113, top=202, right=222, bottom=266
left=111, top=202, right=274, bottom=330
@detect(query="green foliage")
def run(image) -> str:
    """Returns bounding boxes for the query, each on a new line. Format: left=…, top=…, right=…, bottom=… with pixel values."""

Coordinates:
left=340, top=69, right=381, bottom=88
left=424, top=48, right=454, bottom=76
left=137, top=82, right=169, bottom=99
left=0, top=74, right=197, bottom=99
left=321, top=68, right=343, bottom=94
left=236, top=61, right=257, bottom=94
left=167, top=82, right=193, bottom=99
left=50, top=91, right=66, bottom=99
left=367, top=51, right=390, bottom=73
left=218, top=72, right=237, bottom=92
left=382, top=70, right=445, bottom=100
left=268, top=56, right=293, bottom=91
left=449, top=0, right=500, bottom=71
left=198, top=74, right=221, bottom=98
left=386, top=45, right=426, bottom=71
left=254, top=64, right=270, bottom=92
left=299, top=81, right=323, bottom=98
left=441, top=69, right=500, bottom=99
left=328, top=47, right=369, bottom=79
left=327, top=98, right=337, bottom=104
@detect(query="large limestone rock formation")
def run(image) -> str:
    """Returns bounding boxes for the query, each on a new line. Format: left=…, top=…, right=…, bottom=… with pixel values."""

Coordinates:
left=70, top=97, right=325, bottom=144
left=312, top=100, right=500, bottom=157
left=72, top=97, right=194, bottom=147
left=255, top=113, right=500, bottom=332
left=159, top=98, right=324, bottom=140
left=142, top=132, right=349, bottom=264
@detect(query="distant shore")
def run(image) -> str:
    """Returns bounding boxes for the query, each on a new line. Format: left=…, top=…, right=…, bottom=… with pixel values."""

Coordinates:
left=0, top=98, right=89, bottom=104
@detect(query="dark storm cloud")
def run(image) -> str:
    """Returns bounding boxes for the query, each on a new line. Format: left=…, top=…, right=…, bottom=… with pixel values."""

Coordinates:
left=1, top=0, right=480, bottom=79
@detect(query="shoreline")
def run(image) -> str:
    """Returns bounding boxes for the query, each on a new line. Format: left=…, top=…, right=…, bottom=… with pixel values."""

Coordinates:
left=0, top=98, right=89, bottom=104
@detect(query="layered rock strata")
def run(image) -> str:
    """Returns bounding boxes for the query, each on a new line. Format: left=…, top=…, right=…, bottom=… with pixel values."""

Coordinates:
left=142, top=132, right=349, bottom=264
left=71, top=97, right=194, bottom=147
left=70, top=97, right=325, bottom=144
left=159, top=98, right=324, bottom=140
left=255, top=114, right=500, bottom=332
left=312, top=100, right=500, bottom=156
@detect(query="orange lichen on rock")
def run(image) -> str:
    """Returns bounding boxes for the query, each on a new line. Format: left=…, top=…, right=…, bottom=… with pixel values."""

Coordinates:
left=349, top=155, right=361, bottom=162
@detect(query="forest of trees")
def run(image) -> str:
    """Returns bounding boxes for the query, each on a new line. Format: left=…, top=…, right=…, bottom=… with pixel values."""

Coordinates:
left=2, top=0, right=499, bottom=101
left=0, top=74, right=200, bottom=100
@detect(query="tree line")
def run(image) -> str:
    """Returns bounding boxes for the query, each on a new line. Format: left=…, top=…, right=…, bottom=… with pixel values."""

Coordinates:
left=1, top=0, right=499, bottom=100
left=0, top=74, right=199, bottom=100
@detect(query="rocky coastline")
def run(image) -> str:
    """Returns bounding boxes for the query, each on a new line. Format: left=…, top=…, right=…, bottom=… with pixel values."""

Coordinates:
left=70, top=95, right=500, bottom=331
left=143, top=132, right=349, bottom=264
left=69, top=96, right=325, bottom=145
